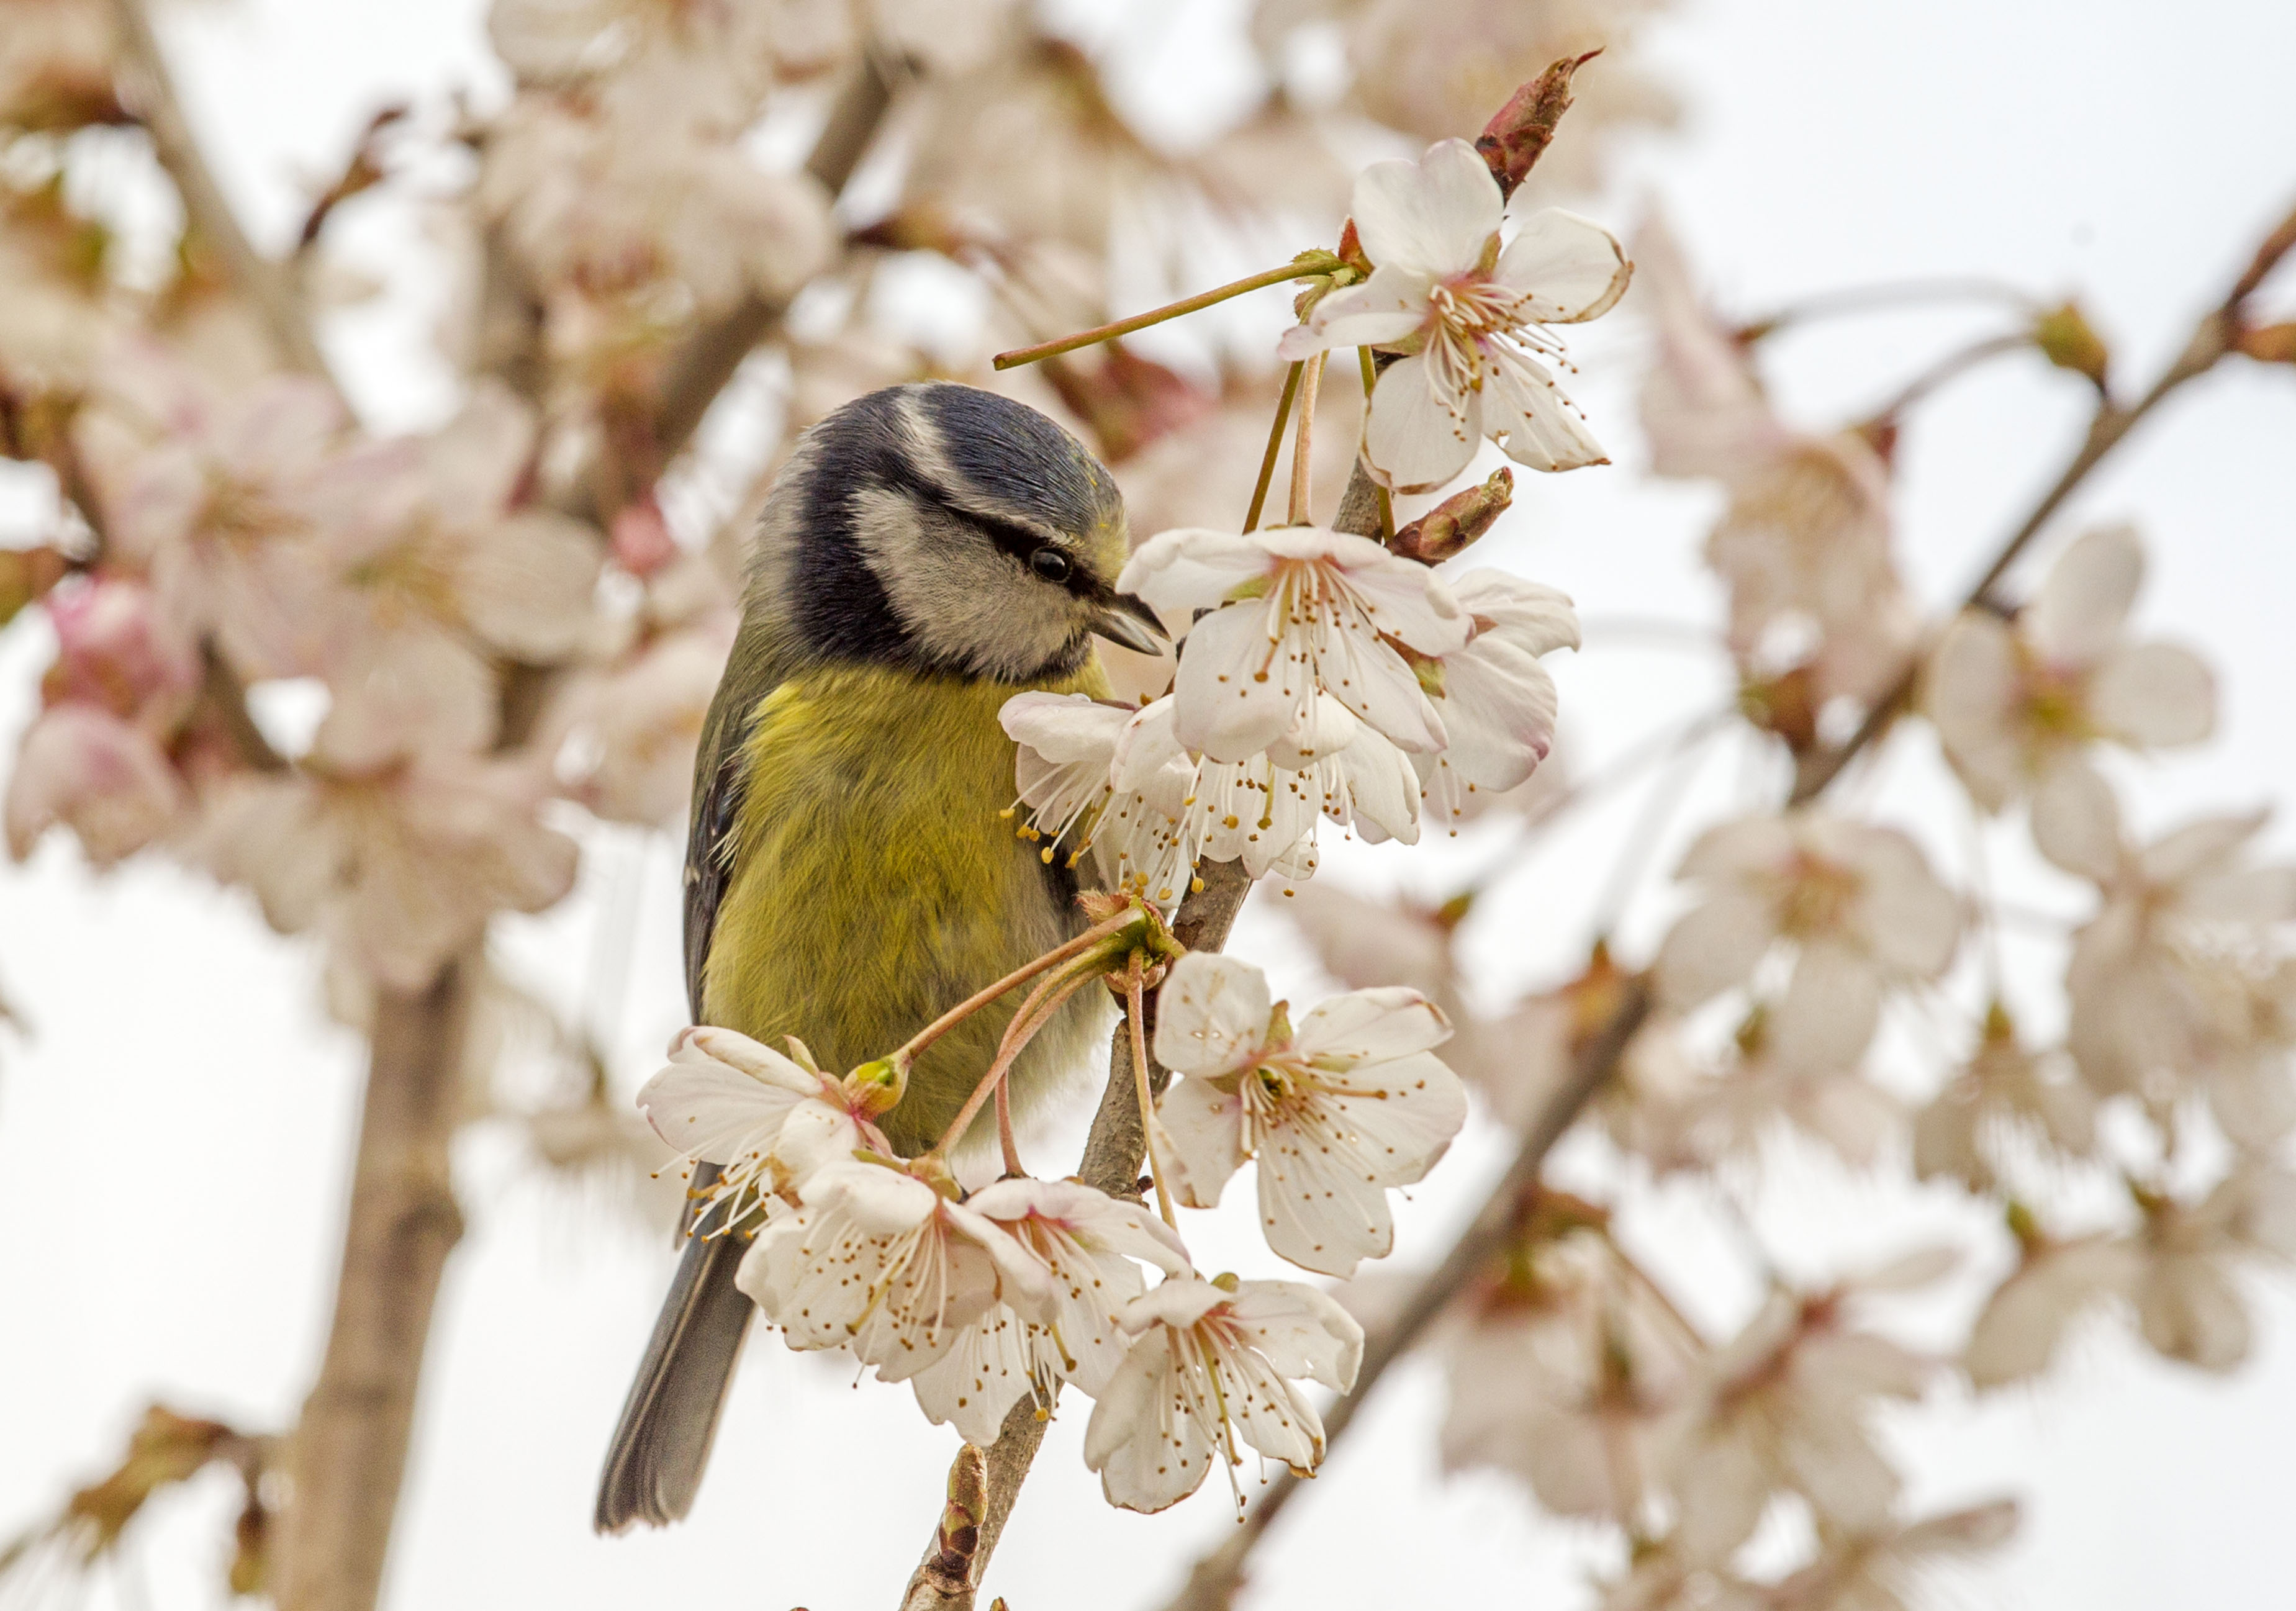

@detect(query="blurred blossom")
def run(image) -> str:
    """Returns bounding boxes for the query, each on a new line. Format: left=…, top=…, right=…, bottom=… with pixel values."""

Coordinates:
left=1661, top=1255, right=1949, bottom=1564
left=1114, top=369, right=1362, bottom=541
left=289, top=384, right=604, bottom=767
left=1764, top=1500, right=2020, bottom=1611
left=41, top=576, right=202, bottom=738
left=903, top=40, right=1159, bottom=252
left=76, top=346, right=349, bottom=680
left=5, top=703, right=186, bottom=867
left=1928, top=523, right=2214, bottom=815
left=1635, top=215, right=1914, bottom=706
left=2043, top=794, right=2296, bottom=1114
left=1685, top=1025, right=1906, bottom=1170
left=550, top=616, right=734, bottom=826
left=1655, top=813, right=1961, bottom=1072
left=477, top=92, right=836, bottom=343
left=1282, top=880, right=1463, bottom=1003
left=1283, top=140, right=1629, bottom=491
left=1439, top=1222, right=1701, bottom=1525
left=1322, top=0, right=1676, bottom=196
left=2130, top=1165, right=2296, bottom=1373
left=1964, top=1229, right=2138, bottom=1389
left=488, top=0, right=827, bottom=118
left=1911, top=1006, right=2096, bottom=1194
left=200, top=751, right=579, bottom=990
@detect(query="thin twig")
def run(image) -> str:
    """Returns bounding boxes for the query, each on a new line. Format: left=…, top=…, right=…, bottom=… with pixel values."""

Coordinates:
left=1738, top=275, right=2042, bottom=340
left=1286, top=351, right=1326, bottom=526
left=993, top=256, right=1339, bottom=371
left=1126, top=960, right=1177, bottom=1229
left=107, top=0, right=341, bottom=399
left=1860, top=331, right=2033, bottom=424
left=1791, top=193, right=2296, bottom=806
left=1242, top=363, right=1304, bottom=534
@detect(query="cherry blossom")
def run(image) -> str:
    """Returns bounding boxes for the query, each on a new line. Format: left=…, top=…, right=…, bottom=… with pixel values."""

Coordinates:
left=1438, top=1226, right=1702, bottom=1525
left=1082, top=1274, right=1362, bottom=1513
left=1911, top=1006, right=2096, bottom=1193
left=1662, top=1257, right=1946, bottom=1564
left=1280, top=138, right=1629, bottom=491
left=40, top=576, right=201, bottom=738
left=477, top=91, right=835, bottom=331
left=290, top=385, right=604, bottom=766
left=910, top=1178, right=1189, bottom=1442
left=4, top=704, right=185, bottom=868
left=2130, top=1165, right=2296, bottom=1373
left=1683, top=1022, right=1906, bottom=1169
left=1964, top=1228, right=2137, bottom=1389
left=1150, top=951, right=1465, bottom=1276
left=550, top=618, right=736, bottom=827
left=2040, top=787, right=2296, bottom=1112
left=198, top=748, right=578, bottom=990
left=1407, top=568, right=1575, bottom=831
left=738, top=1159, right=1053, bottom=1384
left=79, top=350, right=348, bottom=682
left=635, top=1024, right=885, bottom=1216
left=1765, top=1501, right=2020, bottom=1611
left=1928, top=523, right=2214, bottom=813
left=1119, top=524, right=1468, bottom=762
left=1656, top=813, right=1961, bottom=1071
left=1635, top=213, right=1912, bottom=705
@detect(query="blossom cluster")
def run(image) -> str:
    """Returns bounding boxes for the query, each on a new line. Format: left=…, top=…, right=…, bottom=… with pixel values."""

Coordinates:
left=636, top=947, right=1470, bottom=1512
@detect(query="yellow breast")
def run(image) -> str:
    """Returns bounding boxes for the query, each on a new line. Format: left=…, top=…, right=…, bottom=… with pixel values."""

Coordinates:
left=700, top=661, right=1113, bottom=1155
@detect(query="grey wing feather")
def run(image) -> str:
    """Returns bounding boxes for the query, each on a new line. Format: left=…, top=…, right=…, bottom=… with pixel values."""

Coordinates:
left=594, top=656, right=772, bottom=1533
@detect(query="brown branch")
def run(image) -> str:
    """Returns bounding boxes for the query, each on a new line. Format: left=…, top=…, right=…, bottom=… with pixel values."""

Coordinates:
left=1789, top=192, right=2296, bottom=807
left=274, top=959, right=471, bottom=1611
left=644, top=52, right=897, bottom=469
left=895, top=861, right=1254, bottom=1611
left=106, top=0, right=341, bottom=397
left=1150, top=186, right=2296, bottom=1611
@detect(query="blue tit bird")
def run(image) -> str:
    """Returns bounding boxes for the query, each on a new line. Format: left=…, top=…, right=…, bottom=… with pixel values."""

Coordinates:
left=594, top=382, right=1166, bottom=1532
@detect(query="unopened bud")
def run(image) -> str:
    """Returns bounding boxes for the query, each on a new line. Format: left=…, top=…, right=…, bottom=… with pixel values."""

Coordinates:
left=844, top=1054, right=907, bottom=1117
left=2235, top=321, right=2296, bottom=365
left=2034, top=300, right=2110, bottom=388
left=1739, top=665, right=1819, bottom=756
left=1389, top=466, right=1513, bottom=564
left=1473, top=51, right=1601, bottom=199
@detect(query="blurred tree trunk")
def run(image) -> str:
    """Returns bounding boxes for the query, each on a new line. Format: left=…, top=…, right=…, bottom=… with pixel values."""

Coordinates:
left=274, top=962, right=469, bottom=1611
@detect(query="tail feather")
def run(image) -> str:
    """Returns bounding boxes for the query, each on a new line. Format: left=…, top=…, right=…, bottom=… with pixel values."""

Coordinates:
left=595, top=1173, right=756, bottom=1532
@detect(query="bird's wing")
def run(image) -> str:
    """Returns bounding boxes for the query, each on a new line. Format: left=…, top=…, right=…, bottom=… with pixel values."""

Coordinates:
left=681, top=628, right=783, bottom=1025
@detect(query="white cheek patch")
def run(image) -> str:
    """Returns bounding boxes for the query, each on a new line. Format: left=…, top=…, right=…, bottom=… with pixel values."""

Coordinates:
left=851, top=487, right=1083, bottom=681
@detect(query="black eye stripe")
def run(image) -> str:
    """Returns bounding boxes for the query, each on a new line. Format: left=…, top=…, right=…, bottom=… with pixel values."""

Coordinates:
left=882, top=469, right=1101, bottom=598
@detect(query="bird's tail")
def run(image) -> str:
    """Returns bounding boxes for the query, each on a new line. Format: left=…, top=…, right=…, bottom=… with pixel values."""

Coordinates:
left=594, top=1170, right=757, bottom=1532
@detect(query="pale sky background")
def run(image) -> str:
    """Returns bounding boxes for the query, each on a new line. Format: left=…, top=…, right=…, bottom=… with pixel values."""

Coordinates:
left=5, top=1, right=2296, bottom=1609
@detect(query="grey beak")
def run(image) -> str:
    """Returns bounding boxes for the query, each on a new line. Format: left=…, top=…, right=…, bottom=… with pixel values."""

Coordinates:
left=1092, top=593, right=1168, bottom=657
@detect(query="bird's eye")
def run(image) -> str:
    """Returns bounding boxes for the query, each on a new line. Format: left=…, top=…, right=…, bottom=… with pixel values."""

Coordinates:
left=1029, top=547, right=1073, bottom=584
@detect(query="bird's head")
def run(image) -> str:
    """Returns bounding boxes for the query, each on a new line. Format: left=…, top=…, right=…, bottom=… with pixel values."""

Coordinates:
left=753, top=382, right=1165, bottom=684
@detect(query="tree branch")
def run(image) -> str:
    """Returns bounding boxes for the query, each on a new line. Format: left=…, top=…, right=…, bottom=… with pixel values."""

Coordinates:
left=1790, top=192, right=2296, bottom=807
left=274, top=959, right=471, bottom=1611
left=1149, top=187, right=2296, bottom=1611
left=106, top=0, right=341, bottom=399
left=645, top=52, right=897, bottom=467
